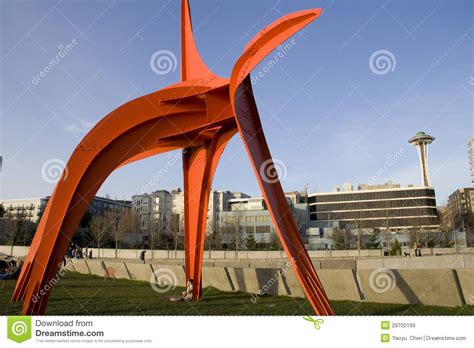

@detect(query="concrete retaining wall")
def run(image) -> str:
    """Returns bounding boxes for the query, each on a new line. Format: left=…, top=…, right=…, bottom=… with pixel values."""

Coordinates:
left=317, top=269, right=361, bottom=301
left=356, top=254, right=473, bottom=270
left=202, top=267, right=234, bottom=292
left=3, top=245, right=472, bottom=261
left=102, top=261, right=131, bottom=280
left=71, top=259, right=90, bottom=275
left=151, top=264, right=186, bottom=289
left=455, top=269, right=474, bottom=305
left=67, top=260, right=471, bottom=308
left=357, top=269, right=463, bottom=307
left=226, top=267, right=282, bottom=295
left=86, top=260, right=106, bottom=277
left=125, top=263, right=154, bottom=282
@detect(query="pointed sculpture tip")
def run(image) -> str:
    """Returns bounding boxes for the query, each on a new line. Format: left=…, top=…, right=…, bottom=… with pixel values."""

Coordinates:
left=181, top=0, right=192, bottom=29
left=180, top=0, right=213, bottom=81
left=296, top=7, right=323, bottom=20
left=300, top=7, right=323, bottom=19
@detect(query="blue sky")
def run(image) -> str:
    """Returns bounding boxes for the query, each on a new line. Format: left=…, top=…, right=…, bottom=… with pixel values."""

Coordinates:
left=0, top=0, right=472, bottom=205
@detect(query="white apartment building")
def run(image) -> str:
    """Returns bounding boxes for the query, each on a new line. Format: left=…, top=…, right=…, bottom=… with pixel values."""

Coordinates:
left=0, top=198, right=46, bottom=222
left=132, top=189, right=250, bottom=243
left=219, top=192, right=308, bottom=248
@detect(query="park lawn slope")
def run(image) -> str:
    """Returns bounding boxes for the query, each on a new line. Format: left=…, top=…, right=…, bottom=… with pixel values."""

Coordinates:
left=0, top=272, right=472, bottom=316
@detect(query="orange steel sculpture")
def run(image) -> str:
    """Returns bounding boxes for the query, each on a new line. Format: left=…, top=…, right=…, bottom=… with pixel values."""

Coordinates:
left=13, top=0, right=333, bottom=315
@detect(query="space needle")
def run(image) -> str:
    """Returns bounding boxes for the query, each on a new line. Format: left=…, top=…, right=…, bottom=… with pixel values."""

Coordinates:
left=409, top=131, right=435, bottom=187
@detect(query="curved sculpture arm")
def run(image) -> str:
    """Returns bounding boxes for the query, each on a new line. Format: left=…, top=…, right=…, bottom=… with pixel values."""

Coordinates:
left=230, top=8, right=322, bottom=98
left=228, top=8, right=333, bottom=315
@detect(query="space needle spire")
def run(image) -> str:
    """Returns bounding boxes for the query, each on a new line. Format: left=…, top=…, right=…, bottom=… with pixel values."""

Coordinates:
left=409, top=131, right=435, bottom=187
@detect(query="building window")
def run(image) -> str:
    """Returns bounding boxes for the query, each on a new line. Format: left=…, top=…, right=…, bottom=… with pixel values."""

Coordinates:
left=256, top=226, right=270, bottom=233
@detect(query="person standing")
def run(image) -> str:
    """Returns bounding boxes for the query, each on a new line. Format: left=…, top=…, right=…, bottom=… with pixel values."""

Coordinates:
left=139, top=250, right=146, bottom=264
left=416, top=242, right=422, bottom=257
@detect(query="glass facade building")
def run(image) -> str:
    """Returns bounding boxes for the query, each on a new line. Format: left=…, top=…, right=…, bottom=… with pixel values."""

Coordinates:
left=308, top=187, right=440, bottom=231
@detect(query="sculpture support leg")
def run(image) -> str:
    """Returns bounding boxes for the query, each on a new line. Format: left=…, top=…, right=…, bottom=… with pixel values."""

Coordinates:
left=183, top=144, right=212, bottom=298
left=233, top=77, right=334, bottom=315
left=183, top=127, right=236, bottom=298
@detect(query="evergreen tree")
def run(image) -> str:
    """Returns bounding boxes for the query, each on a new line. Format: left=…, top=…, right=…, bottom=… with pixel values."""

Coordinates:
left=438, top=231, right=454, bottom=248
left=0, top=204, right=5, bottom=218
left=365, top=230, right=380, bottom=249
left=390, top=238, right=401, bottom=256
left=426, top=237, right=436, bottom=248
left=332, top=228, right=346, bottom=250
left=245, top=232, right=257, bottom=251
left=269, top=231, right=282, bottom=251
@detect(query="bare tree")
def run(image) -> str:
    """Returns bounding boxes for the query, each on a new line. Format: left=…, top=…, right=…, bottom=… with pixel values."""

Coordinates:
left=219, top=221, right=232, bottom=249
left=293, top=208, right=306, bottom=235
left=89, top=214, right=109, bottom=258
left=413, top=207, right=424, bottom=245
left=0, top=212, right=35, bottom=255
left=104, top=209, right=139, bottom=258
left=105, top=210, right=121, bottom=258
left=119, top=209, right=139, bottom=234
left=146, top=218, right=162, bottom=259
left=220, top=213, right=242, bottom=252
left=205, top=222, right=222, bottom=255
left=169, top=214, right=184, bottom=258
left=383, top=206, right=391, bottom=255
left=235, top=213, right=243, bottom=252
left=1, top=216, right=23, bottom=255
left=231, top=213, right=243, bottom=252
left=351, top=217, right=363, bottom=251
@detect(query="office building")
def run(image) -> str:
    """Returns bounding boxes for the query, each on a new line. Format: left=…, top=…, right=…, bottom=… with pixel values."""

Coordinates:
left=219, top=192, right=307, bottom=248
left=0, top=198, right=45, bottom=222
left=132, top=188, right=249, bottom=242
left=308, top=183, right=440, bottom=233
left=447, top=188, right=474, bottom=246
left=0, top=196, right=131, bottom=223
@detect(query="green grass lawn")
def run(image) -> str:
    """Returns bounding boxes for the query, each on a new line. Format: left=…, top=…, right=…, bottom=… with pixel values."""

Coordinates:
left=1, top=272, right=472, bottom=316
